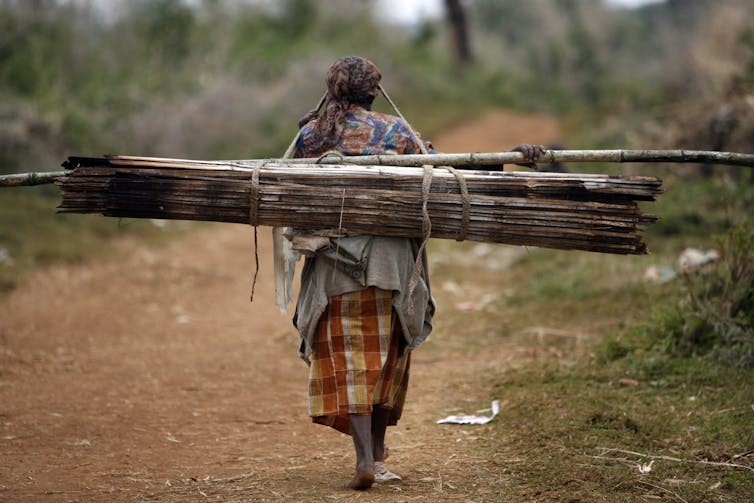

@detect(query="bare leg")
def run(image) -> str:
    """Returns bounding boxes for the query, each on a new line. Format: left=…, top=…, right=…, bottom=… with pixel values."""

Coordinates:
left=371, top=406, right=391, bottom=462
left=371, top=406, right=403, bottom=482
left=348, top=414, right=375, bottom=490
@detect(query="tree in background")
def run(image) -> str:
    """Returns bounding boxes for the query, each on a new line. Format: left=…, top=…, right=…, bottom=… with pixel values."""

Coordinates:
left=444, top=0, right=472, bottom=71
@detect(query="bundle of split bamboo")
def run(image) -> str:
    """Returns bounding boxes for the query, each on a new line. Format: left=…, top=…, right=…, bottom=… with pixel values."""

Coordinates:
left=57, top=155, right=662, bottom=254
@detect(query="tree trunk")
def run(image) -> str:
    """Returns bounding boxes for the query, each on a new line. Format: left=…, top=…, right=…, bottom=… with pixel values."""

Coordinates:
left=445, top=0, right=472, bottom=70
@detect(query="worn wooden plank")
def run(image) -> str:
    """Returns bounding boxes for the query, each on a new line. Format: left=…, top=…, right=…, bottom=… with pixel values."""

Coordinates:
left=56, top=156, right=663, bottom=255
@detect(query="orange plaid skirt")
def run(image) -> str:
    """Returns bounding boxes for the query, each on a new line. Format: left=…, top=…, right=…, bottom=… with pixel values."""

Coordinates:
left=308, top=287, right=411, bottom=435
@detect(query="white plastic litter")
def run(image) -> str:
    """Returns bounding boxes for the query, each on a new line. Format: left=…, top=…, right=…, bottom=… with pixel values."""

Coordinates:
left=638, top=460, right=655, bottom=474
left=644, top=247, right=719, bottom=284
left=677, top=248, right=719, bottom=272
left=436, top=400, right=500, bottom=425
left=0, top=247, right=13, bottom=266
left=643, top=265, right=676, bottom=283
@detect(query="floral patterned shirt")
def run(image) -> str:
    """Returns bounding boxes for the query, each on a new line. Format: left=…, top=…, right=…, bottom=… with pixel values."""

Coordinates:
left=294, top=104, right=430, bottom=157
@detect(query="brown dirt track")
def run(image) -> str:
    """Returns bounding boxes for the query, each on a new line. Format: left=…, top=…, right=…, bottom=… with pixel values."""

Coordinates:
left=0, top=112, right=562, bottom=502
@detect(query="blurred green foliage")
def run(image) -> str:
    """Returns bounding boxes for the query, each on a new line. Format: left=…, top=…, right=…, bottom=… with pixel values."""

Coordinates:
left=1, top=0, right=751, bottom=164
left=603, top=222, right=754, bottom=368
left=2, top=0, right=751, bottom=167
left=647, top=170, right=754, bottom=244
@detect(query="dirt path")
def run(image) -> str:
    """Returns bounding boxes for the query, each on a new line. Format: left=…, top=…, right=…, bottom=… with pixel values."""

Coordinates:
left=0, top=111, right=562, bottom=502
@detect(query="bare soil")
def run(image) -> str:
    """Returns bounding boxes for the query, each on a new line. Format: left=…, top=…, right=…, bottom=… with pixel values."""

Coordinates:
left=0, top=111, right=563, bottom=502
left=432, top=110, right=560, bottom=153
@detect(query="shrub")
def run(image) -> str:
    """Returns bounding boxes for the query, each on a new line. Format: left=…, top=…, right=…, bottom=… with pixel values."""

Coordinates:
left=639, top=222, right=754, bottom=367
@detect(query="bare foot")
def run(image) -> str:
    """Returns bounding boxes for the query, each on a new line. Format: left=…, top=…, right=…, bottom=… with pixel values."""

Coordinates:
left=347, top=469, right=375, bottom=490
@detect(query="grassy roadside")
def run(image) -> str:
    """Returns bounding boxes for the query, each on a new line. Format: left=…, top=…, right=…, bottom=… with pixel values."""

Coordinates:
left=428, top=174, right=753, bottom=501
left=481, top=359, right=753, bottom=502
left=431, top=244, right=753, bottom=501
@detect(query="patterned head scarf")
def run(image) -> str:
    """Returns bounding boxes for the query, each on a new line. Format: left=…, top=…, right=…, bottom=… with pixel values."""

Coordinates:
left=303, top=56, right=382, bottom=153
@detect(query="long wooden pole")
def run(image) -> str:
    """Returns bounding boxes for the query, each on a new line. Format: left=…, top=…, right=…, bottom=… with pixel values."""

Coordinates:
left=0, top=170, right=68, bottom=187
left=259, top=149, right=754, bottom=168
left=1, top=149, right=752, bottom=188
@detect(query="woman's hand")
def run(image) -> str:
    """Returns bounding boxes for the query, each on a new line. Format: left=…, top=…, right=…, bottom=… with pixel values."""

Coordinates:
left=510, top=144, right=546, bottom=169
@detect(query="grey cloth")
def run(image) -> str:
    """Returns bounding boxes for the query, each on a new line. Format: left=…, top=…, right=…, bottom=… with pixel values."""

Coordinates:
left=293, top=235, right=435, bottom=362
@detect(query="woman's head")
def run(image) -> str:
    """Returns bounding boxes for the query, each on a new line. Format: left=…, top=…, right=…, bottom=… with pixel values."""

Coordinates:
left=304, top=56, right=382, bottom=153
left=325, top=56, right=381, bottom=107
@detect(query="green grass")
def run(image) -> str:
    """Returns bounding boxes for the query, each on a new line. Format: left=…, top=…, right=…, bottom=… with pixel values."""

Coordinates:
left=478, top=359, right=753, bottom=502
left=428, top=240, right=665, bottom=353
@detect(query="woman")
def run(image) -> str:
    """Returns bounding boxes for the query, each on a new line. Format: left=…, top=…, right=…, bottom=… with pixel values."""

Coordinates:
left=292, top=56, right=542, bottom=490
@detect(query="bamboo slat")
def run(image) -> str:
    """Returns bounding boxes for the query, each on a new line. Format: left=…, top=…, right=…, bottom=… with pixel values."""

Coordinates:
left=57, top=156, right=663, bottom=255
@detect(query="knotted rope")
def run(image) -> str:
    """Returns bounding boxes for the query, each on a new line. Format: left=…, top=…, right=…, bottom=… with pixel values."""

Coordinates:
left=248, top=161, right=266, bottom=302
left=445, top=165, right=471, bottom=241
left=248, top=163, right=262, bottom=227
